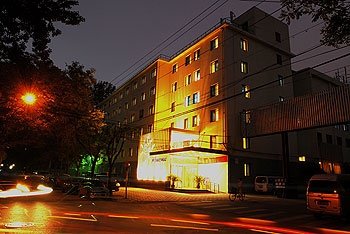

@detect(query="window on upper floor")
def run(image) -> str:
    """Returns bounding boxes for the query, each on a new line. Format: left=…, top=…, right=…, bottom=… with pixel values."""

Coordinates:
left=171, top=102, right=175, bottom=112
left=125, top=87, right=130, bottom=96
left=240, top=61, right=248, bottom=74
left=194, top=49, right=200, bottom=61
left=194, top=69, right=200, bottom=81
left=193, top=92, right=200, bottom=104
left=210, top=83, right=219, bottom=97
left=210, top=37, right=219, bottom=50
left=131, top=114, right=135, bottom=122
left=210, top=60, right=219, bottom=74
left=141, top=92, right=146, bottom=101
left=275, top=32, right=281, bottom=42
left=192, top=115, right=199, bottom=127
left=132, top=97, right=137, bottom=106
left=210, top=109, right=219, bottom=122
left=129, top=148, right=133, bottom=157
left=243, top=110, right=251, bottom=124
left=243, top=137, right=250, bottom=149
left=244, top=163, right=251, bottom=177
left=279, top=96, right=285, bottom=102
left=119, top=92, right=124, bottom=100
left=139, top=109, right=144, bottom=119
left=242, top=85, right=251, bottom=99
left=133, top=82, right=138, bottom=90
left=240, top=38, right=248, bottom=52
left=184, top=118, right=189, bottom=129
left=172, top=64, right=178, bottom=73
left=185, top=74, right=192, bottom=86
left=150, top=86, right=156, bottom=96
left=210, top=135, right=217, bottom=149
left=118, top=106, right=122, bottom=114
left=172, top=82, right=177, bottom=92
left=185, top=55, right=191, bottom=66
left=141, top=76, right=146, bottom=84
left=125, top=102, right=129, bottom=110
left=185, top=95, right=191, bottom=107
left=277, top=54, right=282, bottom=65
left=148, top=124, right=153, bottom=133
left=149, top=105, right=154, bottom=115
left=278, top=75, right=284, bottom=86
left=151, top=68, right=157, bottom=78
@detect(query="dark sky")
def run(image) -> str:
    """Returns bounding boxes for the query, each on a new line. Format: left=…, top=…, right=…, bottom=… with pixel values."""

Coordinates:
left=49, top=0, right=350, bottom=87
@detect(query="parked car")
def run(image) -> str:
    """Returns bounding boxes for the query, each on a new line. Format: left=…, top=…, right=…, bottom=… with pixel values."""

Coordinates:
left=78, top=179, right=110, bottom=199
left=307, top=174, right=350, bottom=218
left=61, top=176, right=85, bottom=194
left=96, top=174, right=120, bottom=191
left=255, top=176, right=283, bottom=193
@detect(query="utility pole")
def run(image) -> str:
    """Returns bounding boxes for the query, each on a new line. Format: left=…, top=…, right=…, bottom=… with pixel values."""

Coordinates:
left=124, top=162, right=130, bottom=199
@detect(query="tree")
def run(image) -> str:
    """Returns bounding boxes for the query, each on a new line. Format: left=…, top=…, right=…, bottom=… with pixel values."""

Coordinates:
left=93, top=81, right=116, bottom=106
left=280, top=0, right=350, bottom=46
left=0, top=0, right=84, bottom=62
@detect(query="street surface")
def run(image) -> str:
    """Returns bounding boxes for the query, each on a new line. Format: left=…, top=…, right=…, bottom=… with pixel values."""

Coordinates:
left=0, top=187, right=349, bottom=233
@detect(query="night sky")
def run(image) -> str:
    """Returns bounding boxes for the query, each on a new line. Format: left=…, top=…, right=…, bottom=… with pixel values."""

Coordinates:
left=49, top=0, right=350, bottom=87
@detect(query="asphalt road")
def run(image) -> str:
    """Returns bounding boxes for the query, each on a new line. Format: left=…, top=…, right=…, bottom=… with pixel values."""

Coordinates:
left=0, top=188, right=349, bottom=233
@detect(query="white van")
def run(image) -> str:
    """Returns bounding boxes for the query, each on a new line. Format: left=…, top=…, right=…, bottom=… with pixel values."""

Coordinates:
left=307, top=174, right=350, bottom=218
left=255, top=176, right=283, bottom=193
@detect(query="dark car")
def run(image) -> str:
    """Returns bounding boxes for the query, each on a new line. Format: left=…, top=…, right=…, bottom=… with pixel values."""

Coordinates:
left=96, top=174, right=120, bottom=192
left=78, top=179, right=110, bottom=199
left=61, top=176, right=85, bottom=194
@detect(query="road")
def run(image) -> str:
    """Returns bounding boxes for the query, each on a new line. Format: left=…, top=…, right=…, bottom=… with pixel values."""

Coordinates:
left=0, top=188, right=349, bottom=233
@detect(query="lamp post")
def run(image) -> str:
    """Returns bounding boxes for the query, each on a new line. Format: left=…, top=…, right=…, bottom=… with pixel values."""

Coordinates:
left=21, top=92, right=37, bottom=106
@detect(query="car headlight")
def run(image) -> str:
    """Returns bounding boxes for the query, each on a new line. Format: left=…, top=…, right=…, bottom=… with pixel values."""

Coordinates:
left=116, top=183, right=120, bottom=187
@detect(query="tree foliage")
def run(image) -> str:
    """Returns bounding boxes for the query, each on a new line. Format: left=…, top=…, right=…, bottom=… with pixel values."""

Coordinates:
left=93, top=81, right=116, bottom=106
left=281, top=0, right=350, bottom=47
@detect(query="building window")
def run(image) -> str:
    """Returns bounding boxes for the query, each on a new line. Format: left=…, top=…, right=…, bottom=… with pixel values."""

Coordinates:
left=210, top=135, right=217, bottom=149
left=210, top=109, right=219, bottom=122
left=119, top=92, right=124, bottom=100
left=244, top=110, right=251, bottom=123
left=194, top=49, right=200, bottom=61
left=148, top=124, right=153, bottom=133
left=149, top=105, right=154, bottom=115
left=275, top=32, right=281, bottom=42
left=244, top=163, right=251, bottom=177
left=131, top=114, right=135, bottom=122
left=242, top=85, right=251, bottom=99
left=279, top=96, right=285, bottom=102
left=172, top=82, right=177, bottom=92
left=151, top=68, right=157, bottom=78
left=277, top=54, right=282, bottom=65
left=240, top=38, right=248, bottom=52
left=125, top=87, right=130, bottom=96
left=185, top=55, right=191, bottom=66
left=278, top=75, right=284, bottom=86
left=171, top=102, right=175, bottom=112
left=125, top=102, right=129, bottom=110
left=210, top=60, right=219, bottom=74
left=298, top=156, right=306, bottom=162
left=184, top=118, right=188, bottom=129
left=210, top=83, right=219, bottom=97
left=194, top=69, right=200, bottom=81
left=129, top=148, right=133, bottom=157
left=326, top=134, right=333, bottom=144
left=346, top=139, right=350, bottom=148
left=243, top=137, right=250, bottom=149
left=141, top=92, right=146, bottom=101
left=193, top=92, right=200, bottom=104
left=150, top=86, right=156, bottom=96
left=141, top=76, right=146, bottom=84
left=132, top=97, right=137, bottom=106
left=185, top=74, right=192, bottom=86
left=192, top=115, right=199, bottom=127
left=337, top=137, right=342, bottom=146
left=139, top=109, right=144, bottom=119
left=133, top=82, right=138, bottom=90
left=210, top=37, right=219, bottom=50
left=185, top=95, right=191, bottom=107
left=118, top=106, right=122, bottom=114
left=172, top=64, right=178, bottom=73
left=240, top=61, right=248, bottom=73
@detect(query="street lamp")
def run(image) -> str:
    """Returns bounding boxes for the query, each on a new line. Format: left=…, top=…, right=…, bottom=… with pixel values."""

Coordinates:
left=21, top=92, right=37, bottom=105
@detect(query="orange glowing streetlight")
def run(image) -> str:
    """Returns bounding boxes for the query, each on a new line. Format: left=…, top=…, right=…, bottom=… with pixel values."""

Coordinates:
left=21, top=92, right=37, bottom=105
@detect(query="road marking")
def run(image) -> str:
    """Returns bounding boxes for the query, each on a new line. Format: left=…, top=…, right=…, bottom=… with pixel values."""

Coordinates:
left=217, top=206, right=248, bottom=211
left=170, top=219, right=210, bottom=225
left=250, top=229, right=282, bottom=234
left=238, top=209, right=267, bottom=214
left=48, top=215, right=97, bottom=222
left=0, top=229, right=33, bottom=233
left=274, top=214, right=312, bottom=223
left=151, top=224, right=219, bottom=232
left=108, top=215, right=139, bottom=219
left=64, top=213, right=81, bottom=216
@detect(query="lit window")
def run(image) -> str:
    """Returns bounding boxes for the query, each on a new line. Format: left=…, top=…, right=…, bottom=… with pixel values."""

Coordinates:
left=172, top=64, right=178, bottom=73
left=133, top=82, right=138, bottom=90
left=278, top=75, right=284, bottom=86
left=185, top=55, right=191, bottom=66
left=125, top=87, right=130, bottom=95
left=244, top=163, right=251, bottom=176
left=240, top=61, right=248, bottom=73
left=210, top=135, right=217, bottom=149
left=194, top=69, right=200, bottom=81
left=151, top=68, right=157, bottom=78
left=131, top=114, right=135, bottom=122
left=244, top=110, right=251, bottom=123
left=185, top=95, right=191, bottom=107
left=119, top=92, right=124, bottom=100
left=141, top=92, right=146, bottom=101
left=243, top=137, right=250, bottom=149
left=125, top=102, right=129, bottom=110
left=171, top=102, right=175, bottom=112
left=150, top=86, right=156, bottom=95
left=210, top=37, right=219, bottom=50
left=148, top=124, right=153, bottom=133
left=275, top=32, right=281, bottom=42
left=240, top=38, right=248, bottom=52
left=193, top=92, right=200, bottom=104
left=141, top=76, right=146, bottom=84
left=210, top=60, right=219, bottom=74
left=298, top=156, right=306, bottom=162
left=277, top=54, right=282, bottom=65
left=139, top=109, right=144, bottom=119
left=149, top=105, right=154, bottom=115
left=210, top=83, right=219, bottom=97
left=210, top=109, right=219, bottom=122
left=132, top=97, right=137, bottom=106
left=184, top=118, right=188, bottom=129
left=279, top=96, right=285, bottom=102
left=185, top=74, right=192, bottom=86
left=172, top=82, right=177, bottom=92
left=192, top=115, right=199, bottom=127
left=194, top=49, right=200, bottom=61
left=242, top=85, right=251, bottom=99
left=129, top=148, right=133, bottom=157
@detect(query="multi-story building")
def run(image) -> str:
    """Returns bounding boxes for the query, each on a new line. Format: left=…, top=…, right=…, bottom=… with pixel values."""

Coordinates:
left=102, top=7, right=349, bottom=192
